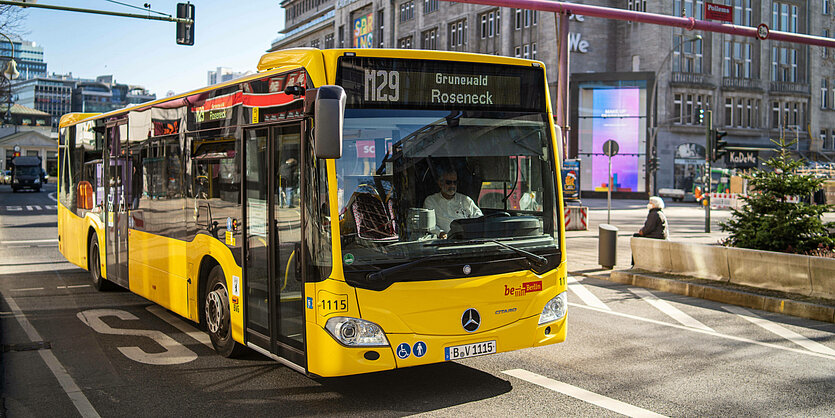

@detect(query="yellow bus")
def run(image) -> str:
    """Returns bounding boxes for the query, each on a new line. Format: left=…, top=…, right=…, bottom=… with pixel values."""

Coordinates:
left=58, top=48, right=567, bottom=377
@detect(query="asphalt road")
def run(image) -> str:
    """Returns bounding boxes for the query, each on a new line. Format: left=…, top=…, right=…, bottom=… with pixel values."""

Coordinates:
left=1, top=184, right=834, bottom=416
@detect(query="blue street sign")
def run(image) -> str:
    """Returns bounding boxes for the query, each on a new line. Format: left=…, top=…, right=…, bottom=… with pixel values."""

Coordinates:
left=413, top=341, right=427, bottom=358
left=396, top=343, right=411, bottom=359
left=306, top=297, right=313, bottom=309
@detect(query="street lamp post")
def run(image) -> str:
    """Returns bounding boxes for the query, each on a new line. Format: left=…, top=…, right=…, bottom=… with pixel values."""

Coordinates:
left=647, top=34, right=702, bottom=195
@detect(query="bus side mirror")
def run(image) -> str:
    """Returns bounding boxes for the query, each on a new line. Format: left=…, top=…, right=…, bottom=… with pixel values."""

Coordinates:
left=314, top=85, right=345, bottom=159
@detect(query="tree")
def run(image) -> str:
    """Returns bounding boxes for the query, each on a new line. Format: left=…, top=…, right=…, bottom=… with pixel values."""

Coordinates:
left=0, top=4, right=28, bottom=40
left=721, top=138, right=835, bottom=254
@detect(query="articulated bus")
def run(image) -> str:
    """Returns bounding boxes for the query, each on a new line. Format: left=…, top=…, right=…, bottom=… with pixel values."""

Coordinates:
left=58, top=48, right=568, bottom=377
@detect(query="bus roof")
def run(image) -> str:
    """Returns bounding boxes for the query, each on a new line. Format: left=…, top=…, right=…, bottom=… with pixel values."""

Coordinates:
left=60, top=48, right=546, bottom=129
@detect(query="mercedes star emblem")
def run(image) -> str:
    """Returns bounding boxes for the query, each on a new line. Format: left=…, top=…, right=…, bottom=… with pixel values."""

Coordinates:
left=461, top=308, right=481, bottom=332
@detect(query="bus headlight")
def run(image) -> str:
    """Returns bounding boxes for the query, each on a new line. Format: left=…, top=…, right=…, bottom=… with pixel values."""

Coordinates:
left=538, top=291, right=567, bottom=325
left=325, top=317, right=389, bottom=347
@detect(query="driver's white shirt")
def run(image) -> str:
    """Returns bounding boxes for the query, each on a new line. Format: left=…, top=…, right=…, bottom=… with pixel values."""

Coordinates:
left=423, top=192, right=483, bottom=233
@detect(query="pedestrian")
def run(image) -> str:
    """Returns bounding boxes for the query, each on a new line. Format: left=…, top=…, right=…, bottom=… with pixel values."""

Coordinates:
left=279, top=157, right=299, bottom=207
left=634, top=196, right=669, bottom=239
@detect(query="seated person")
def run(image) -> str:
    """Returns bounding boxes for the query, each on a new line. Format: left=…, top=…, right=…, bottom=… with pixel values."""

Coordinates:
left=423, top=166, right=482, bottom=237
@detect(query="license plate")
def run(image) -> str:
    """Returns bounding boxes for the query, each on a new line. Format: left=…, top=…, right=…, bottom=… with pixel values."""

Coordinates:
left=444, top=340, right=497, bottom=360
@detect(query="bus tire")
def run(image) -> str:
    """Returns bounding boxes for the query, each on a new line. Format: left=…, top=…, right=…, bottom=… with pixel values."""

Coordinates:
left=88, top=233, right=113, bottom=291
left=204, top=265, right=245, bottom=357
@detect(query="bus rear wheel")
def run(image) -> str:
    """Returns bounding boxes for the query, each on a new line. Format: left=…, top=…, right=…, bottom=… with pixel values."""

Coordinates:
left=204, top=266, right=245, bottom=357
left=89, top=233, right=114, bottom=291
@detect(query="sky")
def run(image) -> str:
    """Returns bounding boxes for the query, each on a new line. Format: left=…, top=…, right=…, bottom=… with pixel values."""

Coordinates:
left=16, top=0, right=286, bottom=96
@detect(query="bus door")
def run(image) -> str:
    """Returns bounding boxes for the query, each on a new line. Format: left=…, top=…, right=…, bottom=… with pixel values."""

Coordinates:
left=243, top=124, right=305, bottom=369
left=104, top=122, right=129, bottom=288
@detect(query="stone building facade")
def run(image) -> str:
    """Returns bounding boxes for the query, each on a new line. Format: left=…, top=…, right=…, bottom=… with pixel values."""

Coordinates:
left=270, top=0, right=835, bottom=196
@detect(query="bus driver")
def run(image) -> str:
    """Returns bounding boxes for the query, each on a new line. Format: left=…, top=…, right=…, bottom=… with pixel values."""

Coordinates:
left=423, top=166, right=482, bottom=238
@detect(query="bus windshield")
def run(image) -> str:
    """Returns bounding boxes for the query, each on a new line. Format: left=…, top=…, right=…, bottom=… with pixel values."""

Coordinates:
left=334, top=108, right=560, bottom=288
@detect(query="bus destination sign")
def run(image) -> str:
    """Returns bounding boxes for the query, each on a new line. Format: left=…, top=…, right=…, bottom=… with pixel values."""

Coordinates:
left=337, top=56, right=545, bottom=111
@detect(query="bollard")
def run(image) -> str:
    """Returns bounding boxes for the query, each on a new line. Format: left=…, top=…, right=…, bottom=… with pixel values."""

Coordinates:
left=598, top=224, right=618, bottom=269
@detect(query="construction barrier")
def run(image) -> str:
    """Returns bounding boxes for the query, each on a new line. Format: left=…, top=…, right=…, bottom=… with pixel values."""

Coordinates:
left=565, top=205, right=588, bottom=231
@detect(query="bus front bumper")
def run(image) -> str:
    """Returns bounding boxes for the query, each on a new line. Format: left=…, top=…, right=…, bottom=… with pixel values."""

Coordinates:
left=306, top=314, right=566, bottom=378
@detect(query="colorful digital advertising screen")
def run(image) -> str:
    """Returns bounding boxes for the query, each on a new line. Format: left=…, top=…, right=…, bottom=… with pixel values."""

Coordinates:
left=353, top=13, right=374, bottom=48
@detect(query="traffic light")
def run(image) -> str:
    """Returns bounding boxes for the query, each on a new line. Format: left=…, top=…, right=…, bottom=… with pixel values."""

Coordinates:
left=711, top=130, right=728, bottom=162
left=698, top=107, right=705, bottom=125
left=647, top=156, right=659, bottom=172
left=176, top=3, right=195, bottom=46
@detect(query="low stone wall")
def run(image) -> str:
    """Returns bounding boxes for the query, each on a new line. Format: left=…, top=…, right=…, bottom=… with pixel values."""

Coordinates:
left=631, top=237, right=835, bottom=300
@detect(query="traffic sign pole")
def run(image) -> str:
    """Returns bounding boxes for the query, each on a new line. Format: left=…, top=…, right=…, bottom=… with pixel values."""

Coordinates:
left=705, top=111, right=712, bottom=233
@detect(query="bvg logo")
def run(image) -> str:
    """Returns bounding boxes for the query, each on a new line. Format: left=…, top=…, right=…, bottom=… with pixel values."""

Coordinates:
left=504, top=281, right=543, bottom=296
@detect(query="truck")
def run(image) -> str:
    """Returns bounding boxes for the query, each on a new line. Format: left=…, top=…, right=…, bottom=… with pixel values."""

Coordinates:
left=10, top=156, right=43, bottom=192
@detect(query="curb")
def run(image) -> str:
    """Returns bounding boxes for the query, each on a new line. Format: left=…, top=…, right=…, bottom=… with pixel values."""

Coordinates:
left=587, top=270, right=835, bottom=324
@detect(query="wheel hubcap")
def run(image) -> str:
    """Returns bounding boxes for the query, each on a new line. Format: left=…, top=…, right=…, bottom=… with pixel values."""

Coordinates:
left=205, top=285, right=229, bottom=336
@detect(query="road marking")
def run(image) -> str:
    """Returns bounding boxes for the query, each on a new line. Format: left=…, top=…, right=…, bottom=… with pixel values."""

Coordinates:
left=503, top=369, right=668, bottom=418
left=12, top=287, right=45, bottom=291
left=27, top=205, right=42, bottom=211
left=56, top=285, right=91, bottom=290
left=1, top=205, right=56, bottom=211
left=6, top=206, right=22, bottom=211
left=722, top=305, right=835, bottom=356
left=146, top=305, right=213, bottom=350
left=567, top=276, right=611, bottom=310
left=2, top=294, right=101, bottom=418
left=48, top=191, right=58, bottom=202
left=77, top=309, right=197, bottom=365
left=569, top=303, right=835, bottom=361
left=1, top=239, right=59, bottom=244
left=629, top=287, right=715, bottom=332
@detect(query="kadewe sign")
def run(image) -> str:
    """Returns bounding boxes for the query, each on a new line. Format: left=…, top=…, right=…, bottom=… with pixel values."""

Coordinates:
left=705, top=2, right=732, bottom=22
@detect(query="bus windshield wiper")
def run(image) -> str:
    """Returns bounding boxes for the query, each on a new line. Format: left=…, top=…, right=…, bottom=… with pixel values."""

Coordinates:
left=365, top=253, right=449, bottom=282
left=429, top=239, right=548, bottom=268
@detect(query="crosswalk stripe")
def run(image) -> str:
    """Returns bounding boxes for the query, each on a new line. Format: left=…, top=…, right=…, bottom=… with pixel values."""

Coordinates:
left=570, top=302, right=835, bottom=361
left=503, top=369, right=668, bottom=418
left=629, top=287, right=715, bottom=332
left=146, top=305, right=213, bottom=350
left=567, top=276, right=611, bottom=310
left=722, top=305, right=835, bottom=356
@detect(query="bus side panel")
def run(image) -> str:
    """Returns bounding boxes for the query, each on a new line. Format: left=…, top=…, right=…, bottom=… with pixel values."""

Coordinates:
left=186, top=234, right=243, bottom=341
left=57, top=204, right=87, bottom=270
left=129, top=229, right=189, bottom=318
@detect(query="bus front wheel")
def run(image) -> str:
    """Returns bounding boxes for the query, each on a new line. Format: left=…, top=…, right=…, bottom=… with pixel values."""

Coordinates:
left=88, top=233, right=113, bottom=291
left=204, top=266, right=245, bottom=358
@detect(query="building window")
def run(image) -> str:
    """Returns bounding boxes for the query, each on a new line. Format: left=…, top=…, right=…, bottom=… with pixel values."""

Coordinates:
left=627, top=0, right=647, bottom=12
left=514, top=46, right=521, bottom=58
left=339, top=25, right=345, bottom=48
left=673, top=35, right=703, bottom=73
left=480, top=9, right=500, bottom=39
left=324, top=33, right=334, bottom=49
left=424, top=0, right=438, bottom=14
left=674, top=93, right=712, bottom=125
left=449, top=19, right=466, bottom=49
left=532, top=43, right=537, bottom=60
left=723, top=40, right=752, bottom=78
left=311, top=39, right=320, bottom=49
left=488, top=12, right=495, bottom=37
left=825, top=0, right=831, bottom=15
left=524, top=9, right=531, bottom=27
left=523, top=44, right=530, bottom=59
left=400, top=1, right=415, bottom=21
left=377, top=10, right=385, bottom=48
left=823, top=30, right=830, bottom=58
left=823, top=79, right=829, bottom=109
left=772, top=2, right=799, bottom=33
left=515, top=8, right=522, bottom=30
left=674, top=0, right=704, bottom=19
left=732, top=0, right=753, bottom=26
left=422, top=28, right=437, bottom=49
left=821, top=129, right=828, bottom=149
left=399, top=36, right=413, bottom=49
left=772, top=47, right=799, bottom=82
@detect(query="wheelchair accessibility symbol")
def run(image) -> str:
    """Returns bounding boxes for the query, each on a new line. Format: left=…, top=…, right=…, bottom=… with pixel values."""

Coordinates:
left=396, top=343, right=411, bottom=359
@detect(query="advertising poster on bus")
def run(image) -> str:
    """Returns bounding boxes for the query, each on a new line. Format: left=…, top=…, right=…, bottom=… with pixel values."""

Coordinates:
left=353, top=13, right=374, bottom=48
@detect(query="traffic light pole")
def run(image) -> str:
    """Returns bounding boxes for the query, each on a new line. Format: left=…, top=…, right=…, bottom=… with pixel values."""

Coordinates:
left=704, top=110, right=712, bottom=233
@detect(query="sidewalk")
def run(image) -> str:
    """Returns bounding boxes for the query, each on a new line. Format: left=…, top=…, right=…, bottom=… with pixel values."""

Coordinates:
left=564, top=198, right=835, bottom=323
